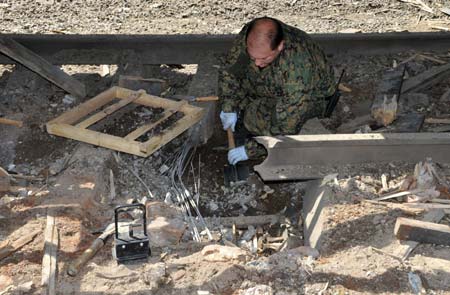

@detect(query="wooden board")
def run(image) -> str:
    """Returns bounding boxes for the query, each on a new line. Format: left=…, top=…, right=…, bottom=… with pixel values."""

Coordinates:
left=118, top=75, right=166, bottom=95
left=46, top=87, right=204, bottom=157
left=75, top=90, right=145, bottom=129
left=371, top=65, right=405, bottom=126
left=0, top=229, right=40, bottom=261
left=0, top=37, right=86, bottom=98
left=391, top=209, right=445, bottom=260
left=402, top=63, right=450, bottom=94
left=394, top=217, right=450, bottom=245
left=187, top=56, right=219, bottom=144
left=41, top=212, right=58, bottom=295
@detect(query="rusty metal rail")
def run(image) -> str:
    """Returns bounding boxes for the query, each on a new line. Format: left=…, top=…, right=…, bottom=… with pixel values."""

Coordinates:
left=1, top=32, right=450, bottom=64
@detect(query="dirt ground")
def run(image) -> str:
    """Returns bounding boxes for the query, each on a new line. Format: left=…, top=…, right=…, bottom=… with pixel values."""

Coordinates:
left=2, top=1, right=450, bottom=294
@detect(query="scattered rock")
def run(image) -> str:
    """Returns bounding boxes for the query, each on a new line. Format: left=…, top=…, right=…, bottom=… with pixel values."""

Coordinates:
left=146, top=201, right=187, bottom=247
left=246, top=260, right=270, bottom=273
left=241, top=284, right=274, bottom=295
left=170, top=269, right=186, bottom=281
left=141, top=262, right=167, bottom=290
left=62, top=94, right=76, bottom=105
left=15, top=281, right=34, bottom=293
left=208, top=201, right=219, bottom=212
left=0, top=275, right=13, bottom=291
left=201, top=244, right=248, bottom=262
left=95, top=264, right=139, bottom=280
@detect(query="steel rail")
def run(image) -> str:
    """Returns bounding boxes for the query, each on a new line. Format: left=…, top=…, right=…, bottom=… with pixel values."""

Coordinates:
left=254, top=133, right=450, bottom=181
left=1, top=32, right=450, bottom=64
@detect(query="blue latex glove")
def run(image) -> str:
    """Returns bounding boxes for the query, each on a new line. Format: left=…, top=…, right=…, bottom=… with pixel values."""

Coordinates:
left=228, top=146, right=248, bottom=165
left=219, top=111, right=237, bottom=132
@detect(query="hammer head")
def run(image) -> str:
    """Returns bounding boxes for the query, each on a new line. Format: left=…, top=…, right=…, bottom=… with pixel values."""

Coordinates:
left=223, top=163, right=250, bottom=186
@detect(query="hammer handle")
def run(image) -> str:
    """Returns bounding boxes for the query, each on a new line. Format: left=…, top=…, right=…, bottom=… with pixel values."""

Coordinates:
left=67, top=238, right=104, bottom=276
left=195, top=96, right=219, bottom=102
left=0, top=118, right=23, bottom=127
left=67, top=226, right=114, bottom=276
left=227, top=128, right=236, bottom=149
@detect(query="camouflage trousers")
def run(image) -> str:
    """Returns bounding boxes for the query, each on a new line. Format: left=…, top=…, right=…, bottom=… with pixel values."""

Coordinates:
left=239, top=96, right=328, bottom=159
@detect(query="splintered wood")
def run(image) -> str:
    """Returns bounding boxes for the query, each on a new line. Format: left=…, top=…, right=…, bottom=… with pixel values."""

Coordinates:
left=395, top=217, right=450, bottom=246
left=0, top=229, right=40, bottom=261
left=371, top=65, right=405, bottom=126
left=399, top=0, right=433, bottom=14
left=42, top=212, right=58, bottom=295
left=46, top=87, right=204, bottom=157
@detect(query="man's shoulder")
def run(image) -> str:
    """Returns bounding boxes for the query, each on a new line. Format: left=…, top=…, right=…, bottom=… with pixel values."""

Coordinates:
left=281, top=22, right=313, bottom=45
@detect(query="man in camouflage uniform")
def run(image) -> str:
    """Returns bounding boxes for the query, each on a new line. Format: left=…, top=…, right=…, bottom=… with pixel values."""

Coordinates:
left=219, top=17, right=336, bottom=165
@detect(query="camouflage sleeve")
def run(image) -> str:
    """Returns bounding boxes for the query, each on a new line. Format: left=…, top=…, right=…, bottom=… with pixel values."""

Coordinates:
left=218, top=28, right=250, bottom=113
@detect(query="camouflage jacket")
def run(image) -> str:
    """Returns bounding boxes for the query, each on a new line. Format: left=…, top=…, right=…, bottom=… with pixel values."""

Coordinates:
left=219, top=20, right=336, bottom=134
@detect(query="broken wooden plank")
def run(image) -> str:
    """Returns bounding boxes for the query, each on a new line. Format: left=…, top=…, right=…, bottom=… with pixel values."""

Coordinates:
left=187, top=56, right=219, bottom=144
left=431, top=198, right=450, bottom=204
left=371, top=65, right=405, bottom=126
left=395, top=217, right=450, bottom=246
left=392, top=209, right=445, bottom=260
left=0, top=117, right=23, bottom=127
left=0, top=176, right=10, bottom=192
left=0, top=167, right=10, bottom=192
left=399, top=0, right=433, bottom=13
left=338, top=83, right=352, bottom=93
left=41, top=212, right=58, bottom=295
left=402, top=63, right=450, bottom=94
left=425, top=117, right=450, bottom=124
left=0, top=37, right=86, bottom=98
left=399, top=203, right=450, bottom=209
left=255, top=133, right=450, bottom=181
left=118, top=75, right=166, bottom=95
left=418, top=54, right=447, bottom=65
left=0, top=229, right=40, bottom=261
left=393, top=209, right=445, bottom=261
left=374, top=188, right=424, bottom=201
left=383, top=113, right=425, bottom=133
left=363, top=199, right=424, bottom=214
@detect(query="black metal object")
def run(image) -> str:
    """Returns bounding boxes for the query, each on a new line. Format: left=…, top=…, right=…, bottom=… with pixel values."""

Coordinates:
left=113, top=203, right=150, bottom=263
left=2, top=32, right=450, bottom=64
left=223, top=163, right=250, bottom=187
left=323, top=69, right=345, bottom=118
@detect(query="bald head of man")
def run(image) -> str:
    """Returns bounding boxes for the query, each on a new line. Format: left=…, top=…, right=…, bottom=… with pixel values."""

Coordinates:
left=246, top=17, right=284, bottom=68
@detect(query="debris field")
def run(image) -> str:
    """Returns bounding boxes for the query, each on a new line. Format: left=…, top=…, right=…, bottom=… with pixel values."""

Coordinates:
left=2, top=1, right=450, bottom=294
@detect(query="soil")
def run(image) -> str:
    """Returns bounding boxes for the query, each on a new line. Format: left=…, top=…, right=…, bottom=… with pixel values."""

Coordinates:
left=2, top=1, right=450, bottom=294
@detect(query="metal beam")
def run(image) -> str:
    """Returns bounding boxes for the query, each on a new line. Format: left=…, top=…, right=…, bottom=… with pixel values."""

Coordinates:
left=1, top=32, right=450, bottom=64
left=254, top=133, right=450, bottom=181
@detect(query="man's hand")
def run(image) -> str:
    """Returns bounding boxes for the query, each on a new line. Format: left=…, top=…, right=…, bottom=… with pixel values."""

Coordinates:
left=220, top=111, right=237, bottom=132
left=228, top=146, right=248, bottom=165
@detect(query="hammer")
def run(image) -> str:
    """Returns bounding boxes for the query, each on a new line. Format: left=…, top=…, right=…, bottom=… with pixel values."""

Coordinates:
left=170, top=95, right=218, bottom=102
left=223, top=128, right=250, bottom=186
left=67, top=223, right=115, bottom=276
